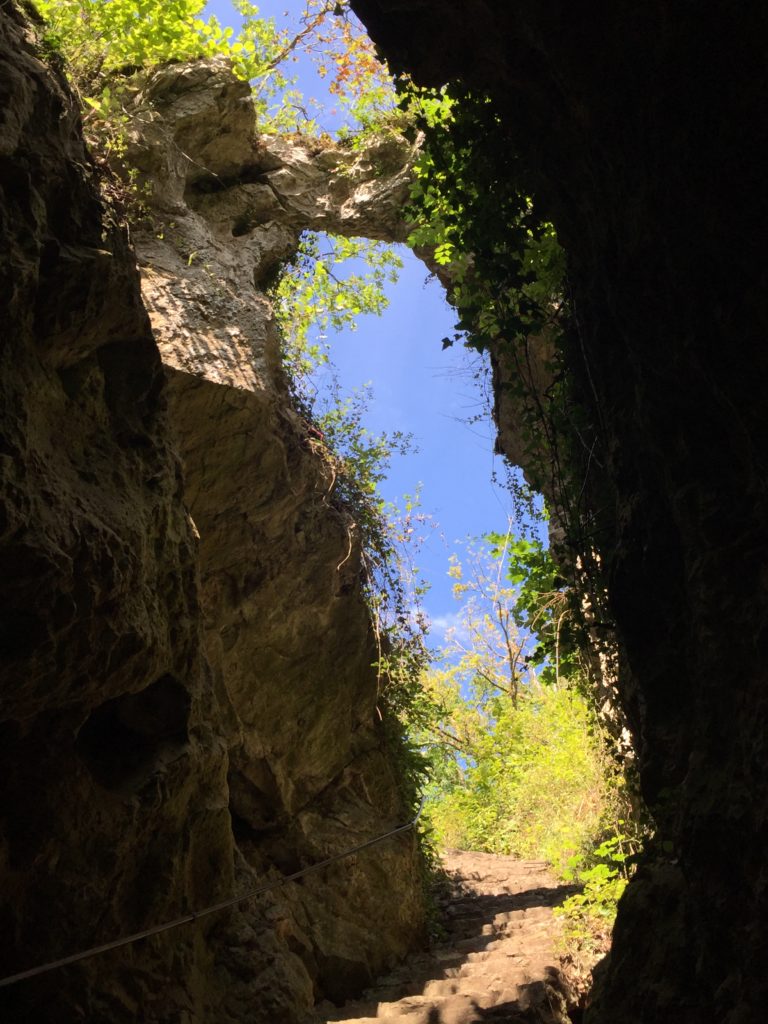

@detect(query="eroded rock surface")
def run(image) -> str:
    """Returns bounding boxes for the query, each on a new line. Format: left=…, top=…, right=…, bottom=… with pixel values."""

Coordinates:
left=1, top=10, right=423, bottom=1024
left=0, top=7, right=230, bottom=1023
left=128, top=59, right=425, bottom=1020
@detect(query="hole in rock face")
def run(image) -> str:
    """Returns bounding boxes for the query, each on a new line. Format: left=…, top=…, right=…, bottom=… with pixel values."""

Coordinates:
left=231, top=214, right=254, bottom=237
left=228, top=758, right=282, bottom=833
left=316, top=953, right=373, bottom=1007
left=76, top=675, right=191, bottom=791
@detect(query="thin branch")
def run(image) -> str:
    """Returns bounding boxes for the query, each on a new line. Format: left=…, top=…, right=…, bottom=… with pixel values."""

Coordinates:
left=428, top=725, right=468, bottom=753
left=258, top=3, right=340, bottom=80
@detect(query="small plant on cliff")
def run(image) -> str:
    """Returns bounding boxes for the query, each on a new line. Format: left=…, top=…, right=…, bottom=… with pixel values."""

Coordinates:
left=553, top=830, right=637, bottom=995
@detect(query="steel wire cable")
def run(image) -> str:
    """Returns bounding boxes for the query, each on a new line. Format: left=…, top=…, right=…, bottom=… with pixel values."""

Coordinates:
left=0, top=796, right=425, bottom=989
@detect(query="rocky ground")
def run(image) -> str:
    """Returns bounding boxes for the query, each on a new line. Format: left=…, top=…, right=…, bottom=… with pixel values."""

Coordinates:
left=317, top=850, right=577, bottom=1024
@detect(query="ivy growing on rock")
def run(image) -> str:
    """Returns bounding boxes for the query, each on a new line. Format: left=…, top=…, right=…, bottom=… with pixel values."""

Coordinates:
left=403, top=80, right=652, bottom=980
left=406, top=85, right=565, bottom=352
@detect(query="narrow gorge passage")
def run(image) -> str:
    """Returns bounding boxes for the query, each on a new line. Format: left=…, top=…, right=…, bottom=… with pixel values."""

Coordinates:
left=12, top=1, right=750, bottom=1020
left=318, top=851, right=574, bottom=1024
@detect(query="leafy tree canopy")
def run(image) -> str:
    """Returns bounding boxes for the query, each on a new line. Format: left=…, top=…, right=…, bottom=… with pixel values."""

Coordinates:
left=34, top=0, right=398, bottom=134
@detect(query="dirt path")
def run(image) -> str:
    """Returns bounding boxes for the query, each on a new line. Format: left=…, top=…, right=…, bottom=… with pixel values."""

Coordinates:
left=318, top=849, right=575, bottom=1024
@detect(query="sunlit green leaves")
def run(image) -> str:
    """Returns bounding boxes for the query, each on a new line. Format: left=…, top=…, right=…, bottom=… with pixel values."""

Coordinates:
left=34, top=0, right=295, bottom=130
left=33, top=0, right=402, bottom=137
left=424, top=673, right=614, bottom=875
left=274, top=231, right=402, bottom=378
left=404, top=82, right=565, bottom=354
left=36, top=0, right=227, bottom=79
left=417, top=526, right=636, bottom=913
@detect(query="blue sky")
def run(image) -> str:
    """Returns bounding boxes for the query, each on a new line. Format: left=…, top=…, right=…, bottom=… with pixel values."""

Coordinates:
left=307, top=250, right=519, bottom=622
left=205, top=1, right=530, bottom=640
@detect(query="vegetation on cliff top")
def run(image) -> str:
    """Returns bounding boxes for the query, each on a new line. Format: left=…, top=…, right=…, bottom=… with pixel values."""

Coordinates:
left=33, top=0, right=397, bottom=134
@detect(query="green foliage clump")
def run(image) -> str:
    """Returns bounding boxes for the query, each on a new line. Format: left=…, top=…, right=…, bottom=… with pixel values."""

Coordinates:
left=275, top=232, right=403, bottom=378
left=419, top=533, right=614, bottom=874
left=34, top=0, right=298, bottom=130
left=556, top=833, right=633, bottom=972
left=33, top=0, right=401, bottom=139
left=427, top=682, right=613, bottom=876
left=417, top=529, right=646, bottom=963
left=405, top=85, right=565, bottom=353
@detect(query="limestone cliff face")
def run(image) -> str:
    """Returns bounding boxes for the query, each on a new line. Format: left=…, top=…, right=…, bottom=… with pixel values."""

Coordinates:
left=352, top=1, right=768, bottom=1021
left=127, top=58, right=425, bottom=1018
left=0, top=9, right=423, bottom=1023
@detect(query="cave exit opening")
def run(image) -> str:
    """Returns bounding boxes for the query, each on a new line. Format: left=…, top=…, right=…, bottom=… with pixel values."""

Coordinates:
left=289, top=228, right=636, bottom=1005
left=203, top=0, right=633, bottom=1004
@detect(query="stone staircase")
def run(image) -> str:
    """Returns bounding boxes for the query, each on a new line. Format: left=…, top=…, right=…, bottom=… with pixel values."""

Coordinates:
left=317, top=850, right=576, bottom=1024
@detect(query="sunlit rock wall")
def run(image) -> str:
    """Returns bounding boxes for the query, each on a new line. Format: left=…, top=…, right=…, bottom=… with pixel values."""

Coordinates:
left=0, top=9, right=423, bottom=1022
left=128, top=59, right=425, bottom=1019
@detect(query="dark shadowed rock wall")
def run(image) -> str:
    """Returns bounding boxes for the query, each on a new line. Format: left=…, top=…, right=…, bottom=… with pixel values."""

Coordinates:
left=352, top=1, right=768, bottom=1021
left=0, top=6, right=229, bottom=1022
left=0, top=7, right=423, bottom=1023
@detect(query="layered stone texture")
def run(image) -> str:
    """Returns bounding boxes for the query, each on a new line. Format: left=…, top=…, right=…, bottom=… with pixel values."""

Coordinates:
left=1, top=10, right=423, bottom=1023
left=128, top=59, right=425, bottom=1020
left=352, top=1, right=768, bottom=1021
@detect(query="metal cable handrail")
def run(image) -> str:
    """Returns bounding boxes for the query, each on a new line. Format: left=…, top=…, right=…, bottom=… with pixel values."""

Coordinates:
left=0, top=796, right=425, bottom=989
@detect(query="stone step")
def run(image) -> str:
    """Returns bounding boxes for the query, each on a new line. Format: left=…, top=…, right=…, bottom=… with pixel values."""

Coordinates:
left=373, top=992, right=495, bottom=1022
left=459, top=953, right=533, bottom=975
left=419, top=971, right=531, bottom=999
left=353, top=956, right=531, bottom=1006
left=450, top=934, right=510, bottom=955
left=318, top=851, right=572, bottom=1024
left=337, top=950, right=546, bottom=1014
